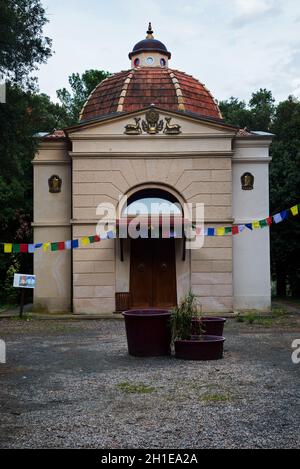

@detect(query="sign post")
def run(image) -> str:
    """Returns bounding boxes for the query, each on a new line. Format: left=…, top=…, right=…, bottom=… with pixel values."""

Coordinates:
left=13, top=274, right=36, bottom=318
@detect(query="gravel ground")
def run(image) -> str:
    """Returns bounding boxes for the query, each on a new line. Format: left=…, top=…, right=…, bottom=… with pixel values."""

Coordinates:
left=0, top=315, right=300, bottom=449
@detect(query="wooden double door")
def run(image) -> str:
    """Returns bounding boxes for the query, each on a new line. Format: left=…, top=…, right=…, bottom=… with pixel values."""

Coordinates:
left=130, top=238, right=177, bottom=308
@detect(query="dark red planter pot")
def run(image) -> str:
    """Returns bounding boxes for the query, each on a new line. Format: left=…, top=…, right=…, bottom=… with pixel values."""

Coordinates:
left=122, top=309, right=171, bottom=357
left=175, top=336, right=225, bottom=361
left=192, top=317, right=226, bottom=336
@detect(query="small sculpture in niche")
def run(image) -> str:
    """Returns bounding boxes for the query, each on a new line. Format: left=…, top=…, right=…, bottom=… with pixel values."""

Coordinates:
left=164, top=117, right=181, bottom=135
left=241, top=172, right=254, bottom=190
left=48, top=175, right=62, bottom=193
left=124, top=117, right=142, bottom=135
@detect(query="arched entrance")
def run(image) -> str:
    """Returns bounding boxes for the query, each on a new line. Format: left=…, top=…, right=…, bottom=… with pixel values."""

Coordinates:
left=124, top=188, right=181, bottom=308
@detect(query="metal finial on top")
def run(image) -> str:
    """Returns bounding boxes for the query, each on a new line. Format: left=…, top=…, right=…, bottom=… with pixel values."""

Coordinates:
left=146, top=22, right=154, bottom=39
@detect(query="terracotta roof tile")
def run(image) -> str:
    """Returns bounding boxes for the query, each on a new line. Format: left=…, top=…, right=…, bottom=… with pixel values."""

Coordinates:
left=80, top=68, right=222, bottom=121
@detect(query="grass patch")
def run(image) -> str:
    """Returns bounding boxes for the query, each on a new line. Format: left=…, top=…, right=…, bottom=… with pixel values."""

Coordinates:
left=236, top=308, right=289, bottom=326
left=117, top=382, right=156, bottom=394
left=200, top=393, right=233, bottom=402
left=9, top=313, right=33, bottom=321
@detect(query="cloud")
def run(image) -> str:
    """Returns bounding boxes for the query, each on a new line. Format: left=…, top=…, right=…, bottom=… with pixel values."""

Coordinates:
left=231, top=0, right=281, bottom=27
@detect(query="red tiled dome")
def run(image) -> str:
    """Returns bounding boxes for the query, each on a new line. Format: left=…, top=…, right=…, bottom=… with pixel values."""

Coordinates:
left=80, top=68, right=222, bottom=122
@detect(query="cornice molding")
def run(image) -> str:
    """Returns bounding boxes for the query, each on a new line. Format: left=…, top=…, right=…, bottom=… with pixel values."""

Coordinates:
left=68, top=133, right=236, bottom=141
left=32, top=160, right=71, bottom=166
left=69, top=151, right=234, bottom=159
left=32, top=221, right=71, bottom=227
left=232, top=157, right=272, bottom=163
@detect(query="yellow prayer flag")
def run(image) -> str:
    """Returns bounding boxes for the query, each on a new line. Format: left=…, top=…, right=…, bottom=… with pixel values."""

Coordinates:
left=291, top=205, right=299, bottom=216
left=217, top=228, right=225, bottom=236
left=43, top=243, right=50, bottom=252
left=253, top=221, right=260, bottom=229
left=81, top=237, right=90, bottom=246
left=4, top=244, right=12, bottom=253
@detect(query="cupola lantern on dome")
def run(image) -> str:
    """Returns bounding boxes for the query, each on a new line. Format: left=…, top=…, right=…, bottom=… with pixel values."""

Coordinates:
left=129, top=23, right=171, bottom=68
left=79, top=24, right=223, bottom=121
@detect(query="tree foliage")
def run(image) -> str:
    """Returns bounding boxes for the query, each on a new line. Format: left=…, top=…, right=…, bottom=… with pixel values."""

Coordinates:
left=219, top=88, right=275, bottom=131
left=221, top=91, right=300, bottom=297
left=269, top=96, right=300, bottom=296
left=0, top=84, right=68, bottom=300
left=0, top=0, right=54, bottom=301
left=0, top=0, right=52, bottom=87
left=57, top=69, right=110, bottom=125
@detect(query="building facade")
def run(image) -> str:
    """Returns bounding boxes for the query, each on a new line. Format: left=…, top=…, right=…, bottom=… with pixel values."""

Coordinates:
left=33, top=25, right=272, bottom=315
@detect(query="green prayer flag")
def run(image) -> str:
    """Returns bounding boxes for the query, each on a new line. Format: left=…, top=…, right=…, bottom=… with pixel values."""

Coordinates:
left=51, top=243, right=58, bottom=251
left=13, top=244, right=20, bottom=253
left=89, top=236, right=95, bottom=244
left=259, top=219, right=268, bottom=228
left=225, top=227, right=232, bottom=234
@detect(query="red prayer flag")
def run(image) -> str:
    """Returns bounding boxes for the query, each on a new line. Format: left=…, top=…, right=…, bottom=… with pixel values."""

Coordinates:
left=94, top=235, right=101, bottom=243
left=232, top=226, right=239, bottom=235
left=266, top=217, right=273, bottom=226
left=20, top=244, right=28, bottom=253
left=58, top=242, right=65, bottom=251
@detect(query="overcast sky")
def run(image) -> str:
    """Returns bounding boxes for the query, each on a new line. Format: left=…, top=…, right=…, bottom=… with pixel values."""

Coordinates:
left=38, top=0, right=300, bottom=104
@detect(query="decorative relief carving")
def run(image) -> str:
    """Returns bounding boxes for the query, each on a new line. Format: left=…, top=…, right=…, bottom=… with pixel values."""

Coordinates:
left=142, top=107, right=164, bottom=134
left=124, top=107, right=181, bottom=135
left=48, top=175, right=62, bottom=193
left=241, top=172, right=254, bottom=191
left=124, top=117, right=142, bottom=135
left=163, top=117, right=181, bottom=135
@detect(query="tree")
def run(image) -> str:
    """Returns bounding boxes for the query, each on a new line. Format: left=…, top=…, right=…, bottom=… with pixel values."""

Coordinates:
left=249, top=88, right=275, bottom=132
left=0, top=0, right=52, bottom=87
left=219, top=89, right=275, bottom=131
left=219, top=97, right=252, bottom=129
left=0, top=84, right=68, bottom=300
left=57, top=69, right=111, bottom=125
left=270, top=96, right=300, bottom=297
left=221, top=90, right=300, bottom=298
left=0, top=0, right=53, bottom=301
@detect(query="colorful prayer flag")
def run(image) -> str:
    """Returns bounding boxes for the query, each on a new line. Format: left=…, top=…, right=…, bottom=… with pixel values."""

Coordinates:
left=225, top=227, right=232, bottom=234
left=81, top=237, right=90, bottom=246
left=58, top=242, right=65, bottom=251
left=291, top=205, right=299, bottom=216
left=253, top=221, right=260, bottom=229
left=71, top=240, right=79, bottom=249
left=51, top=243, right=58, bottom=251
left=43, top=243, right=50, bottom=252
left=207, top=228, right=215, bottom=236
left=273, top=213, right=283, bottom=224
left=28, top=244, right=36, bottom=253
left=259, top=219, right=268, bottom=228
left=13, top=244, right=20, bottom=253
left=232, top=226, right=239, bottom=235
left=217, top=228, right=225, bottom=236
left=4, top=244, right=12, bottom=253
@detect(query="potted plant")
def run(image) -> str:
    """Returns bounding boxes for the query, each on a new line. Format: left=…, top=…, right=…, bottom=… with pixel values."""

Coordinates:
left=170, top=291, right=225, bottom=360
